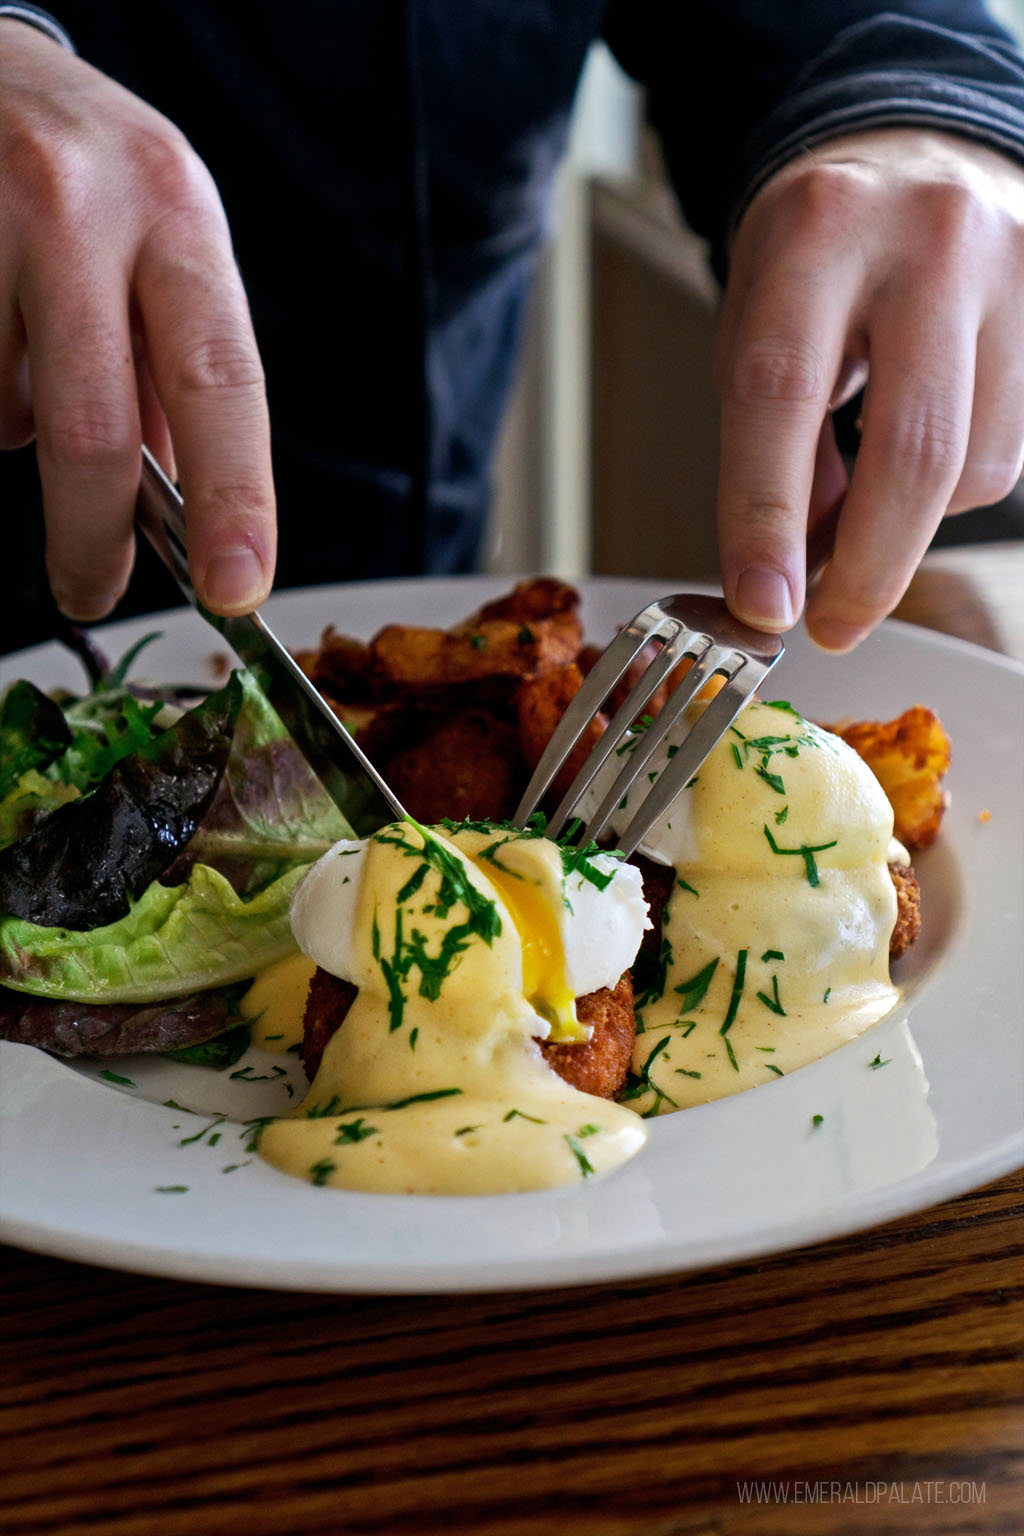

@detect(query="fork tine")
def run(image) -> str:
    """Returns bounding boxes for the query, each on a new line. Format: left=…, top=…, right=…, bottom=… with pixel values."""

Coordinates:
left=614, top=661, right=770, bottom=859
left=580, top=643, right=735, bottom=844
left=514, top=591, right=784, bottom=855
left=513, top=612, right=674, bottom=828
left=542, top=626, right=714, bottom=840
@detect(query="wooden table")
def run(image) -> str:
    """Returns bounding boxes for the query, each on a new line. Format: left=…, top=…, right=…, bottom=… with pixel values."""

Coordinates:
left=3, top=544, right=1023, bottom=1536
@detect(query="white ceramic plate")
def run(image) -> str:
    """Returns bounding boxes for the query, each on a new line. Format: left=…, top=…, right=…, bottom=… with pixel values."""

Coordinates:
left=1, top=576, right=1022, bottom=1293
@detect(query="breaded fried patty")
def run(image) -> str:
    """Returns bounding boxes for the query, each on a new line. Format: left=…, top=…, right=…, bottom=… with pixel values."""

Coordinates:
left=539, top=974, right=636, bottom=1099
left=299, top=965, right=637, bottom=1100
left=888, top=861, right=922, bottom=961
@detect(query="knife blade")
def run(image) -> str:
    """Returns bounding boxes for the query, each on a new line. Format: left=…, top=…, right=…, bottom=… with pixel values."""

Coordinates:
left=135, top=446, right=405, bottom=837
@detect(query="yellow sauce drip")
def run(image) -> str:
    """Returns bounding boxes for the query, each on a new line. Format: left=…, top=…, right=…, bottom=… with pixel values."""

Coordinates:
left=241, top=951, right=317, bottom=1051
left=258, top=824, right=645, bottom=1193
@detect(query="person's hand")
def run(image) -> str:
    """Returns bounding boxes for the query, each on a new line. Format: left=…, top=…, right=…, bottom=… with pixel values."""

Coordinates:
left=715, top=127, right=1024, bottom=651
left=0, top=21, right=275, bottom=621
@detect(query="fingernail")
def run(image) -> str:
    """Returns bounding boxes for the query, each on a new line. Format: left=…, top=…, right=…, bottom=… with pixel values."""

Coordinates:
left=202, top=547, right=267, bottom=612
left=734, top=566, right=795, bottom=630
left=53, top=587, right=123, bottom=623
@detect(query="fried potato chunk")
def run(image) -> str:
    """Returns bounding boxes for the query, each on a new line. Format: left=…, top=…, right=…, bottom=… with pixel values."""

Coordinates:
left=300, top=965, right=637, bottom=1102
left=372, top=614, right=580, bottom=692
left=829, top=706, right=951, bottom=850
left=516, top=663, right=608, bottom=802
left=384, top=709, right=524, bottom=823
left=539, top=974, right=637, bottom=1099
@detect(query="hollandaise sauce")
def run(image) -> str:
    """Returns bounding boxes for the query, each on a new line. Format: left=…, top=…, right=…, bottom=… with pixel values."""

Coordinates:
left=257, top=822, right=647, bottom=1194
left=619, top=700, right=901, bottom=1115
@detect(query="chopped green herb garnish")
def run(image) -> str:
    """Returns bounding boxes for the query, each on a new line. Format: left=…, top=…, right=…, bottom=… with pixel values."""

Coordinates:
left=673, top=957, right=718, bottom=1012
left=761, top=949, right=784, bottom=963
left=756, top=974, right=786, bottom=1016
left=755, top=763, right=787, bottom=795
left=675, top=1067, right=702, bottom=1079
left=811, top=1113, right=825, bottom=1128
left=763, top=824, right=838, bottom=886
left=720, top=949, right=748, bottom=1035
left=765, top=1064, right=784, bottom=1077
left=469, top=633, right=487, bottom=650
left=306, top=1094, right=345, bottom=1118
left=619, top=1035, right=678, bottom=1116
left=179, top=1114, right=227, bottom=1146
left=335, top=1117, right=378, bottom=1144
left=309, top=1159, right=336, bottom=1186
left=504, top=1108, right=547, bottom=1124
left=383, top=1087, right=462, bottom=1110
left=634, top=934, right=673, bottom=1007
left=677, top=877, right=699, bottom=898
left=155, top=1185, right=189, bottom=1194
left=564, top=1133, right=595, bottom=1177
left=868, top=1053, right=891, bottom=1070
left=724, top=1037, right=739, bottom=1072
left=100, top=1068, right=135, bottom=1087
left=240, top=1115, right=276, bottom=1152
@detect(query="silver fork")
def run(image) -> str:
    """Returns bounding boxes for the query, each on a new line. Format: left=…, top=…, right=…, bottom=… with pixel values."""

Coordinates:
left=512, top=594, right=784, bottom=859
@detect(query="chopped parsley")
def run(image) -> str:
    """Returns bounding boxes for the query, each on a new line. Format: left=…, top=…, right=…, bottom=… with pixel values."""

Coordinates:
left=673, top=957, right=718, bottom=1012
left=564, top=1133, right=595, bottom=1177
left=756, top=974, right=786, bottom=1016
left=763, top=823, right=838, bottom=887
left=100, top=1068, right=135, bottom=1087
left=720, top=949, right=748, bottom=1035
left=620, top=1035, right=679, bottom=1116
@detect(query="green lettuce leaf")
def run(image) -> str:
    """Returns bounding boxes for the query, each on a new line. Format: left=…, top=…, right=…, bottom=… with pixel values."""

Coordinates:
left=169, top=670, right=354, bottom=894
left=0, top=680, right=72, bottom=799
left=0, top=676, right=242, bottom=929
left=0, top=861, right=307, bottom=1003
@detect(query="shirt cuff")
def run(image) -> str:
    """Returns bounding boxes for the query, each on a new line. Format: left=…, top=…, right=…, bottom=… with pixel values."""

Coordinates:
left=0, top=5, right=74, bottom=52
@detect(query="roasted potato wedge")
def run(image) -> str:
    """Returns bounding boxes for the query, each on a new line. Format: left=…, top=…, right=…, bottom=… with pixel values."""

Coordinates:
left=829, top=706, right=951, bottom=850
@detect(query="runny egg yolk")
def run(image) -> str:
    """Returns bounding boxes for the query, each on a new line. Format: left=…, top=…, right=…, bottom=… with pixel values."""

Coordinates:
left=467, top=853, right=583, bottom=1043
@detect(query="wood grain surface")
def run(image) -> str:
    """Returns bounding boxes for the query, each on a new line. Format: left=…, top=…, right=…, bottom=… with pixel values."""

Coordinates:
left=2, top=542, right=1022, bottom=1536
left=2, top=1169, right=1021, bottom=1536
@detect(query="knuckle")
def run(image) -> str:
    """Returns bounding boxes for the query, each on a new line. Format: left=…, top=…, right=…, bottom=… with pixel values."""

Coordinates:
left=131, top=124, right=215, bottom=211
left=726, top=336, right=828, bottom=406
left=780, top=162, right=866, bottom=236
left=167, top=336, right=265, bottom=398
left=911, top=180, right=985, bottom=261
left=875, top=404, right=966, bottom=486
left=0, top=121, right=91, bottom=222
left=194, top=478, right=274, bottom=530
left=37, top=400, right=133, bottom=474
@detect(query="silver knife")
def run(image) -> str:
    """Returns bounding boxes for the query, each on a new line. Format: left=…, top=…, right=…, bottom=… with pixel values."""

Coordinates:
left=135, top=446, right=405, bottom=837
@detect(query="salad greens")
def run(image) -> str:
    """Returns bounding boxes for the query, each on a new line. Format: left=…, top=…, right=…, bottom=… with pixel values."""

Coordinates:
left=0, top=643, right=356, bottom=1057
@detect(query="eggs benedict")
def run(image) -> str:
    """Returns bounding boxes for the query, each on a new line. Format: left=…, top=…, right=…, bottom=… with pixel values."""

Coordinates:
left=596, top=698, right=908, bottom=1114
left=256, top=819, right=651, bottom=1194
